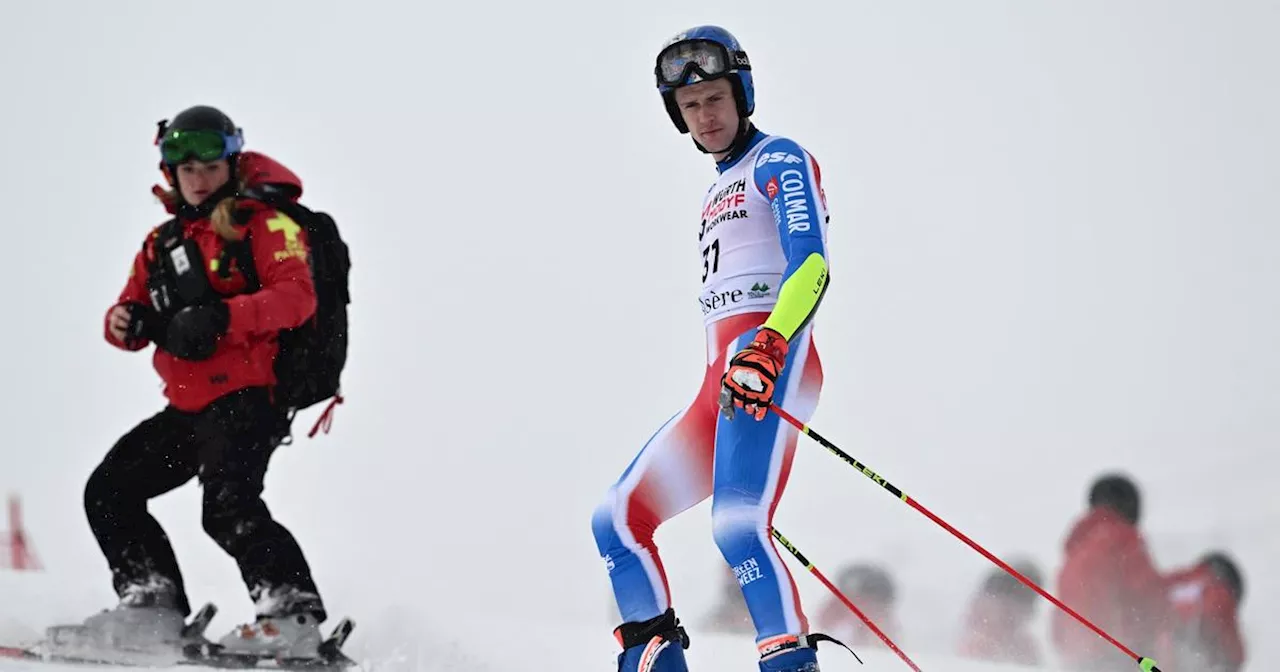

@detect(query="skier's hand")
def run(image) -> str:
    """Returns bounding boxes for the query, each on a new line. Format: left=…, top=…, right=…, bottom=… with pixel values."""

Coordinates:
left=107, top=305, right=131, bottom=342
left=165, top=301, right=229, bottom=361
left=109, top=302, right=165, bottom=348
left=719, top=327, right=788, bottom=421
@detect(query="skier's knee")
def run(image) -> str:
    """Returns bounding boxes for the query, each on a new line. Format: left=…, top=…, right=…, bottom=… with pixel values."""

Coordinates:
left=711, top=500, right=763, bottom=561
left=84, top=463, right=129, bottom=522
left=202, top=485, right=265, bottom=553
left=591, top=488, right=621, bottom=553
left=203, top=507, right=262, bottom=553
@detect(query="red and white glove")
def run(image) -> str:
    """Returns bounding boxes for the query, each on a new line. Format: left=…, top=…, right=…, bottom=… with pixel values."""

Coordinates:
left=719, top=328, right=789, bottom=420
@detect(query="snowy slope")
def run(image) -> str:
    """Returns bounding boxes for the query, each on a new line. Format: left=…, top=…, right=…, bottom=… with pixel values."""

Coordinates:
left=0, top=570, right=1060, bottom=672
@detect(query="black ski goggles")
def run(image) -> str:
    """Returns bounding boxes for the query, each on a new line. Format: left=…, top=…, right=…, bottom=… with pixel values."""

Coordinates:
left=655, top=39, right=750, bottom=89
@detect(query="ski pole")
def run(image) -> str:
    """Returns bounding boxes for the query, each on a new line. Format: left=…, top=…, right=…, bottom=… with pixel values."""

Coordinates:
left=770, top=403, right=1162, bottom=672
left=771, top=527, right=921, bottom=671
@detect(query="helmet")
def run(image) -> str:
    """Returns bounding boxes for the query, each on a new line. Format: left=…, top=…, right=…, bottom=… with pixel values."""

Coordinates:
left=167, top=105, right=238, bottom=136
left=155, top=105, right=244, bottom=171
left=1201, top=551, right=1244, bottom=604
left=1088, top=473, right=1141, bottom=524
left=654, top=25, right=754, bottom=134
left=982, top=559, right=1043, bottom=604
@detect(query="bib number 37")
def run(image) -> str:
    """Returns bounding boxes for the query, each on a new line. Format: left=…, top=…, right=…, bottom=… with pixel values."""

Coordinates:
left=702, top=238, right=721, bottom=282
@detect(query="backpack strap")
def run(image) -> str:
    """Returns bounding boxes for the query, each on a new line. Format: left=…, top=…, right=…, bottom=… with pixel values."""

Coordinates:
left=226, top=227, right=261, bottom=293
left=145, top=217, right=182, bottom=262
left=231, top=184, right=301, bottom=294
left=239, top=184, right=294, bottom=211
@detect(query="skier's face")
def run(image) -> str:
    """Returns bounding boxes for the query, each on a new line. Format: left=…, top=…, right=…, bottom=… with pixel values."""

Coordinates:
left=674, top=78, right=739, bottom=154
left=175, top=159, right=231, bottom=206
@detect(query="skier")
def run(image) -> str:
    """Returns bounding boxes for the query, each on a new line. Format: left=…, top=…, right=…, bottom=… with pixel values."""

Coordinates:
left=1051, top=473, right=1167, bottom=671
left=591, top=25, right=833, bottom=672
left=1155, top=551, right=1246, bottom=672
left=83, top=105, right=329, bottom=659
left=956, top=560, right=1043, bottom=666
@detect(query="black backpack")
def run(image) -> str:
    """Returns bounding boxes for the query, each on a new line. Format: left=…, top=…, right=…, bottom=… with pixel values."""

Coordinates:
left=235, top=185, right=352, bottom=419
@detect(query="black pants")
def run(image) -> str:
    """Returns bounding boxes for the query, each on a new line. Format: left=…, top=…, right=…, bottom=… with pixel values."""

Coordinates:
left=84, top=387, right=325, bottom=621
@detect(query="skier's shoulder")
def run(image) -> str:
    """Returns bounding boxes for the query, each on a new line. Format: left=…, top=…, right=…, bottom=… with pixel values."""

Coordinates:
left=749, top=133, right=820, bottom=190
left=753, top=132, right=817, bottom=166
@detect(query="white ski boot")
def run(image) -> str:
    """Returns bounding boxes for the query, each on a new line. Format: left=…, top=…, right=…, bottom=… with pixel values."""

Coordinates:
left=44, top=579, right=190, bottom=664
left=216, top=611, right=324, bottom=660
left=213, top=586, right=325, bottom=661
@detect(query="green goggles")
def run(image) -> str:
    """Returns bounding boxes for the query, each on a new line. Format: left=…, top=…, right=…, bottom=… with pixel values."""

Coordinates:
left=158, top=128, right=244, bottom=164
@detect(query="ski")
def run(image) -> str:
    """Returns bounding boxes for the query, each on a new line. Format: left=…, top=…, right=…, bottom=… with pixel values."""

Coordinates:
left=0, top=607, right=357, bottom=671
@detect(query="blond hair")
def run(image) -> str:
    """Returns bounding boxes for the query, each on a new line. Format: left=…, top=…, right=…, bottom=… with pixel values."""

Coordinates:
left=155, top=175, right=248, bottom=242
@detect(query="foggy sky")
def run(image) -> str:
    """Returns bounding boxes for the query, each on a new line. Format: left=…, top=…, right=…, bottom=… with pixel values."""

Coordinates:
left=1, top=1, right=1276, bottom=667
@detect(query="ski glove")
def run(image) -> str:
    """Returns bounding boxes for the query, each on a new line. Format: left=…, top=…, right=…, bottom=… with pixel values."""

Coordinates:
left=123, top=302, right=167, bottom=350
left=165, top=301, right=230, bottom=361
left=719, top=327, right=788, bottom=421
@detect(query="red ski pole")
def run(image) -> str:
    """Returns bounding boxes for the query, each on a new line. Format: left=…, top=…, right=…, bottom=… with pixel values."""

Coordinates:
left=770, top=403, right=1162, bottom=672
left=771, top=527, right=921, bottom=671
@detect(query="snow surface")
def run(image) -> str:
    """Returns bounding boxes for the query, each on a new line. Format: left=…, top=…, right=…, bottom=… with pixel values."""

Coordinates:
left=1, top=1, right=1275, bottom=672
left=0, top=570, right=1058, bottom=672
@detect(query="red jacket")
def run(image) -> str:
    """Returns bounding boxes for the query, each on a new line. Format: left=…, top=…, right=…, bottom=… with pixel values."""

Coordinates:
left=1155, top=563, right=1245, bottom=672
left=105, top=152, right=316, bottom=412
left=956, top=593, right=1039, bottom=666
left=1051, top=507, right=1168, bottom=667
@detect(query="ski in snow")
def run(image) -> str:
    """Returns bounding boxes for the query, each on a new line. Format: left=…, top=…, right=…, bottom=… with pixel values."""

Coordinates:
left=0, top=604, right=357, bottom=670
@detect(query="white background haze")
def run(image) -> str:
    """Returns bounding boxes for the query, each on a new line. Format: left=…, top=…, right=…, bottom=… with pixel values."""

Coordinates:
left=1, top=1, right=1277, bottom=670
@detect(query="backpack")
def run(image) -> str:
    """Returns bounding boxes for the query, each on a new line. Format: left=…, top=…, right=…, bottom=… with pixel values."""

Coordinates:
left=236, top=185, right=352, bottom=421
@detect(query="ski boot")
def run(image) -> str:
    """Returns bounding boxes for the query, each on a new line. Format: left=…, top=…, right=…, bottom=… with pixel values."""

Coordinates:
left=194, top=585, right=364, bottom=668
left=216, top=611, right=324, bottom=659
left=757, top=633, right=857, bottom=672
left=43, top=579, right=203, bottom=665
left=213, top=586, right=325, bottom=660
left=614, top=609, right=690, bottom=672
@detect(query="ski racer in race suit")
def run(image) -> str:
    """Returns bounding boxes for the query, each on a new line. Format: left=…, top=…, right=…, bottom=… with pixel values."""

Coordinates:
left=1051, top=474, right=1168, bottom=671
left=1155, top=552, right=1246, bottom=672
left=592, top=26, right=834, bottom=672
left=86, top=105, right=328, bottom=659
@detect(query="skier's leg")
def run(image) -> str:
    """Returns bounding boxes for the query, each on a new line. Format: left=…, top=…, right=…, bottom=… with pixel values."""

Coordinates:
left=592, top=391, right=714, bottom=672
left=84, top=407, right=200, bottom=616
left=711, top=324, right=824, bottom=671
left=590, top=388, right=717, bottom=625
left=194, top=387, right=325, bottom=657
left=592, top=314, right=766, bottom=672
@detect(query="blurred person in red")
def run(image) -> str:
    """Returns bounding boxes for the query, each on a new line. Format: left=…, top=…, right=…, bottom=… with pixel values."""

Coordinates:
left=957, top=559, right=1043, bottom=665
left=813, top=563, right=900, bottom=648
left=1156, top=551, right=1245, bottom=672
left=1051, top=473, right=1167, bottom=671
